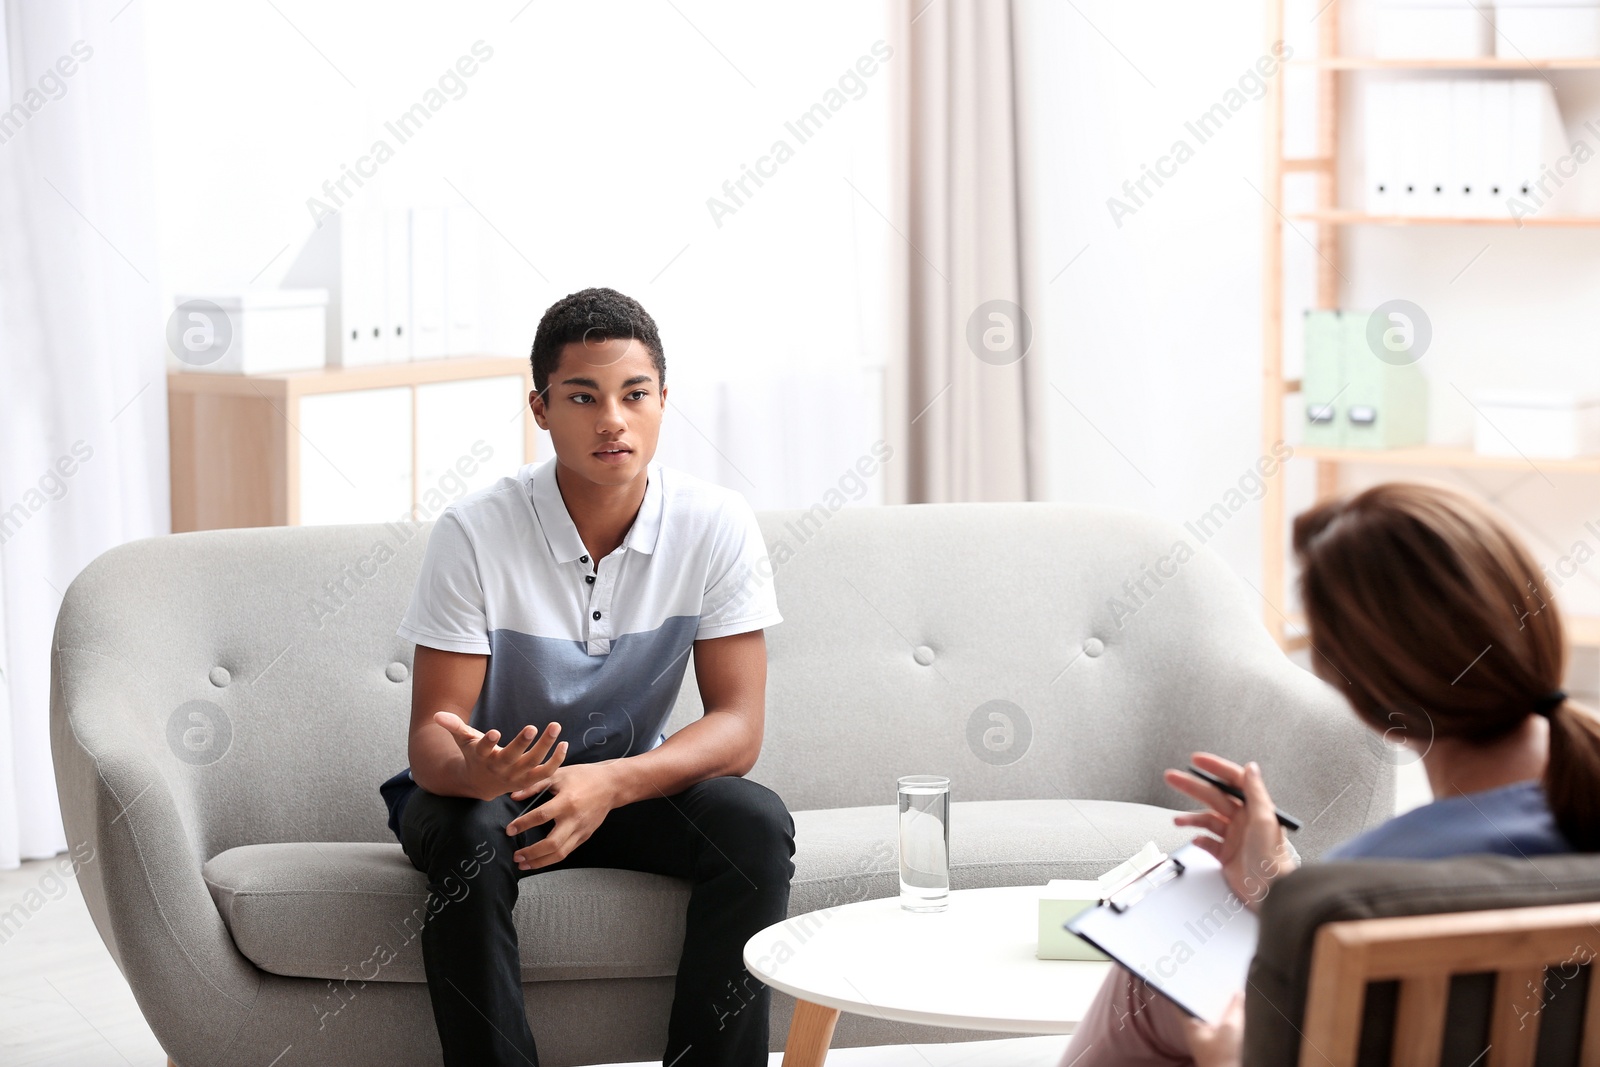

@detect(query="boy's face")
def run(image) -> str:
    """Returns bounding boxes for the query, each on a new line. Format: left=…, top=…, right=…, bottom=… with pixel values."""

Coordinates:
left=530, top=336, right=665, bottom=487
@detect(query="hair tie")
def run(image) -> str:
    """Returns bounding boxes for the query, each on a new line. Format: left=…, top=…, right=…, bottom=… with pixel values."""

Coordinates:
left=1533, top=691, right=1567, bottom=718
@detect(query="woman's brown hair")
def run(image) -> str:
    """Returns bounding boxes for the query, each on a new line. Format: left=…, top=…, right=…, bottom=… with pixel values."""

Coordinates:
left=1293, top=481, right=1600, bottom=852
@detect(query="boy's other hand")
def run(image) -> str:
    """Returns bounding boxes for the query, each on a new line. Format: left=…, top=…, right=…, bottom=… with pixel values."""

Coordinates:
left=503, top=763, right=622, bottom=870
left=433, top=711, right=567, bottom=802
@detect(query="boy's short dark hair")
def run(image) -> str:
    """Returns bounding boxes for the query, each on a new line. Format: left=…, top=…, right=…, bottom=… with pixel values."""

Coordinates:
left=530, top=288, right=666, bottom=396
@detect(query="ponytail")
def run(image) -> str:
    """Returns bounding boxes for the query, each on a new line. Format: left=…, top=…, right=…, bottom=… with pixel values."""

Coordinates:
left=1545, top=699, right=1600, bottom=852
left=1295, top=482, right=1600, bottom=854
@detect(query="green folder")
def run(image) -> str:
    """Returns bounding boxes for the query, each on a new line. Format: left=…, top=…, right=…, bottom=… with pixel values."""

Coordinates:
left=1302, top=309, right=1428, bottom=449
left=1303, top=310, right=1345, bottom=448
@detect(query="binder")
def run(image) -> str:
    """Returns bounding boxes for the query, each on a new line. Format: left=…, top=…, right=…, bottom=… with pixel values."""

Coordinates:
left=342, top=206, right=389, bottom=367
left=410, top=206, right=448, bottom=361
left=1364, top=81, right=1398, bottom=214
left=1394, top=80, right=1427, bottom=215
left=293, top=209, right=365, bottom=367
left=1511, top=80, right=1542, bottom=206
left=346, top=205, right=389, bottom=366
left=1448, top=79, right=1484, bottom=217
left=383, top=207, right=413, bottom=362
left=1481, top=80, right=1514, bottom=216
left=445, top=205, right=481, bottom=356
left=1065, top=843, right=1258, bottom=1025
left=1508, top=79, right=1571, bottom=216
left=1419, top=80, right=1452, bottom=217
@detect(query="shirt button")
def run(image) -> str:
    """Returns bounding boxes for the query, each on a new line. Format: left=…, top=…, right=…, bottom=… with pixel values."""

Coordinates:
left=592, top=611, right=602, bottom=620
left=580, top=555, right=589, bottom=563
left=585, top=575, right=595, bottom=584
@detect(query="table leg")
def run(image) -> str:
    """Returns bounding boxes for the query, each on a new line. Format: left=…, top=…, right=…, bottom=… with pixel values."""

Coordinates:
left=781, top=999, right=841, bottom=1067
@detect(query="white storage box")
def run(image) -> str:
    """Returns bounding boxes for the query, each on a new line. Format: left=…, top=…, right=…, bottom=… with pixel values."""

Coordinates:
left=169, top=289, right=328, bottom=375
left=1472, top=388, right=1600, bottom=458
left=1495, top=0, right=1600, bottom=59
left=1377, top=1, right=1494, bottom=58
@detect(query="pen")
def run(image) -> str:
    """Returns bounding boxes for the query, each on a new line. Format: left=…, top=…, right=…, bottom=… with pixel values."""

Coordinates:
left=1185, top=764, right=1303, bottom=832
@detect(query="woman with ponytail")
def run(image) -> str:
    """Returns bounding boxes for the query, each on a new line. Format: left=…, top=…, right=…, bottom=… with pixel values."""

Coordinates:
left=1059, top=481, right=1599, bottom=1067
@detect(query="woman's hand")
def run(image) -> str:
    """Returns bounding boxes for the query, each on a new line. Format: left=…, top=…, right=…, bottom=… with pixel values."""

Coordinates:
left=1163, top=753, right=1298, bottom=907
left=1184, top=990, right=1245, bottom=1067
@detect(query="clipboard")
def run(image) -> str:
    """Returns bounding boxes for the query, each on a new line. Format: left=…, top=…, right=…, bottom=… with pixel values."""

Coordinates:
left=1064, top=843, right=1258, bottom=1024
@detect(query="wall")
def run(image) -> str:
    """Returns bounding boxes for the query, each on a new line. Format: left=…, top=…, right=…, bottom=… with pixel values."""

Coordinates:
left=139, top=0, right=894, bottom=509
left=1019, top=0, right=1279, bottom=584
left=1020, top=0, right=1599, bottom=702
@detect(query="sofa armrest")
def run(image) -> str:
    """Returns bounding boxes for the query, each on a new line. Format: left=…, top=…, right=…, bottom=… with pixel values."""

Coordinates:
left=51, top=649, right=262, bottom=1065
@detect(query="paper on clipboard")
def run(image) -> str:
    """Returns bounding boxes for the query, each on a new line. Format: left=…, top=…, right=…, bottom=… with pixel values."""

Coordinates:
left=1064, top=843, right=1258, bottom=1024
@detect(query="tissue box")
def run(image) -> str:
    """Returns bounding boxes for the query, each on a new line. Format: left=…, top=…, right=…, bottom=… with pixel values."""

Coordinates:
left=1377, top=1, right=1494, bottom=57
left=170, top=289, right=328, bottom=375
left=1495, top=0, right=1600, bottom=58
left=1472, top=389, right=1600, bottom=458
left=1037, top=880, right=1110, bottom=961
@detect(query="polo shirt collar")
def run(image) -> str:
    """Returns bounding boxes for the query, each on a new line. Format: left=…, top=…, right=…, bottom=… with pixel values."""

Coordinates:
left=527, top=459, right=664, bottom=563
left=624, top=465, right=665, bottom=555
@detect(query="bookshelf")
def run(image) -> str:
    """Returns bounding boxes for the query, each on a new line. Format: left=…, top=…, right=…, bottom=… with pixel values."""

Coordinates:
left=1260, top=0, right=1600, bottom=652
left=1292, top=57, right=1600, bottom=71
left=169, top=356, right=537, bottom=532
left=1293, top=209, right=1600, bottom=227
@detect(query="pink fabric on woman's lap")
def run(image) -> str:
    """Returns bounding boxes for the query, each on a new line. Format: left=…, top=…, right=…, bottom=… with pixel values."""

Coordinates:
left=1057, top=965, right=1195, bottom=1067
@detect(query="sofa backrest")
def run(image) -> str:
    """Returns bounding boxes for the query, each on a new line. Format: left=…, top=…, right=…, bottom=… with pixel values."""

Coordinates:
left=52, top=501, right=1388, bottom=863
left=673, top=503, right=1385, bottom=841
left=1246, top=854, right=1600, bottom=1065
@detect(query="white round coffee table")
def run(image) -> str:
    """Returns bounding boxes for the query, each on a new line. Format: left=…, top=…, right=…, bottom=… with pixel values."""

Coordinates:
left=744, top=885, right=1112, bottom=1066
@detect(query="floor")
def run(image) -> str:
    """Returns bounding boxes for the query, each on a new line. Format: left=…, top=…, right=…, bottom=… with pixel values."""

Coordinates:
left=0, top=857, right=1068, bottom=1066
left=0, top=855, right=170, bottom=1066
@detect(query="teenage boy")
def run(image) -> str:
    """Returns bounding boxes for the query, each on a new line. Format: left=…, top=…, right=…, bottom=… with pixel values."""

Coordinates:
left=379, top=288, right=794, bottom=1067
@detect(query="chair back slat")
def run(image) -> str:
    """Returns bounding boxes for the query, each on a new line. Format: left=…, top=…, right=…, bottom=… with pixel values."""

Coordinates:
left=1296, top=903, right=1600, bottom=1066
left=1391, top=974, right=1449, bottom=1063
left=1487, top=964, right=1544, bottom=1067
left=1300, top=926, right=1368, bottom=1067
left=1581, top=967, right=1600, bottom=1066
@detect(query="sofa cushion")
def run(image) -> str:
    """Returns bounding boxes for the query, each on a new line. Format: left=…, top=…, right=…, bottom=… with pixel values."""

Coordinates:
left=203, top=797, right=1191, bottom=983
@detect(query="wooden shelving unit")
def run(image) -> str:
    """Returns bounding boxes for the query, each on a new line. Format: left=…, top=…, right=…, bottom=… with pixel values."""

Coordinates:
left=1291, top=57, right=1600, bottom=70
left=1293, top=209, right=1600, bottom=227
left=1296, top=445, right=1600, bottom=475
left=169, top=355, right=537, bottom=532
left=1261, top=0, right=1600, bottom=652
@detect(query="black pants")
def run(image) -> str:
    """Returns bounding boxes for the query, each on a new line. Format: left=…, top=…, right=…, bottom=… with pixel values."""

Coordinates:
left=399, top=774, right=795, bottom=1067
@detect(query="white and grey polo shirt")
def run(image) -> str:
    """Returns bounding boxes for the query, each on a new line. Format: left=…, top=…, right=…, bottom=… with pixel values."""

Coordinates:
left=380, top=458, right=781, bottom=837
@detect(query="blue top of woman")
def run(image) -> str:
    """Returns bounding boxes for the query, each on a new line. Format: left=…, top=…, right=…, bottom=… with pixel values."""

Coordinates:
left=1325, top=779, right=1570, bottom=861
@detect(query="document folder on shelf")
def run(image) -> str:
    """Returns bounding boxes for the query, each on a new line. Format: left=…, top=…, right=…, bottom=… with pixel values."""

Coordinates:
left=1063, top=842, right=1259, bottom=1024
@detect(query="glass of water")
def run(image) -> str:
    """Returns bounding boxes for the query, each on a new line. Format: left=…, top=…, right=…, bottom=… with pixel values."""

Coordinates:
left=897, top=775, right=950, bottom=912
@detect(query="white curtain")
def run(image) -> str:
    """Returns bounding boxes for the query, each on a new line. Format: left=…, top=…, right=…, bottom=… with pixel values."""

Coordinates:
left=884, top=0, right=1046, bottom=504
left=0, top=0, right=167, bottom=867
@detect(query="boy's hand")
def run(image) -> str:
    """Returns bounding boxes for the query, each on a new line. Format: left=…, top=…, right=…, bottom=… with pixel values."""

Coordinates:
left=433, top=711, right=567, bottom=802
left=1164, top=753, right=1297, bottom=907
left=504, top=763, right=622, bottom=870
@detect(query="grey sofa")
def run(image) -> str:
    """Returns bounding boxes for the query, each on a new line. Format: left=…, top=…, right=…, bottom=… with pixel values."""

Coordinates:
left=51, top=502, right=1392, bottom=1066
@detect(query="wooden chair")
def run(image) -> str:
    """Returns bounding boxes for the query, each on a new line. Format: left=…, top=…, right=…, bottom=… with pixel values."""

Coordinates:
left=1299, top=902, right=1600, bottom=1067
